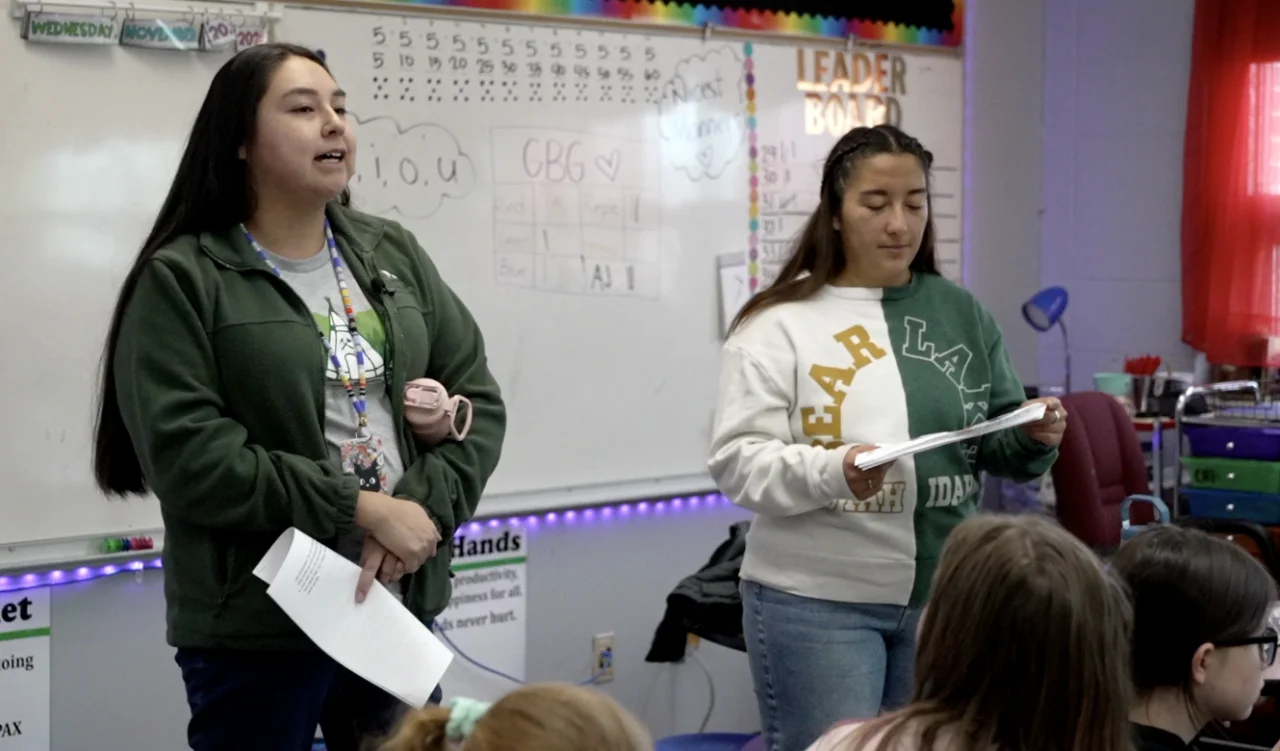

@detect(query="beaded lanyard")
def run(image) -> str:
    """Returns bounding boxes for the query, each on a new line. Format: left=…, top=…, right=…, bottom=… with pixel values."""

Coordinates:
left=240, top=219, right=371, bottom=434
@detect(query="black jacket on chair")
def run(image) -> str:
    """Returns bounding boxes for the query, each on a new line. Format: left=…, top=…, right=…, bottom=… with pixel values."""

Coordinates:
left=645, top=522, right=750, bottom=662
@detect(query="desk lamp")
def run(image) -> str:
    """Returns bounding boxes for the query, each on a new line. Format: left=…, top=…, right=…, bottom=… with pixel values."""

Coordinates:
left=1022, top=286, right=1071, bottom=393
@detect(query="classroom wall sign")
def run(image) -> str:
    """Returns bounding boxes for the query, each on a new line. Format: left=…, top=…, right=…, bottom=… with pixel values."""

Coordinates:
left=438, top=526, right=528, bottom=702
left=0, top=587, right=50, bottom=751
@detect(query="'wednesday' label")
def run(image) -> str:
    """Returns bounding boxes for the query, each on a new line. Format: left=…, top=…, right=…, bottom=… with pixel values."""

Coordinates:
left=23, top=12, right=118, bottom=44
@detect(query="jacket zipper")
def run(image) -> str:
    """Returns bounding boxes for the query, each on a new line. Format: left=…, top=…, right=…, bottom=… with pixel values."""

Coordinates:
left=206, top=255, right=330, bottom=419
left=360, top=266, right=429, bottom=610
left=204, top=240, right=410, bottom=455
left=206, top=242, right=430, bottom=607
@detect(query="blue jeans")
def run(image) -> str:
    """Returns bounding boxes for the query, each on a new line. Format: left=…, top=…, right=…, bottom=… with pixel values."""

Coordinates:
left=741, top=581, right=921, bottom=751
left=176, top=629, right=443, bottom=750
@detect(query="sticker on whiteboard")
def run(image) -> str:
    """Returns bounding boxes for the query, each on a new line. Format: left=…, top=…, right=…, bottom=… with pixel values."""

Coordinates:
left=200, top=17, right=236, bottom=51
left=22, top=12, right=119, bottom=45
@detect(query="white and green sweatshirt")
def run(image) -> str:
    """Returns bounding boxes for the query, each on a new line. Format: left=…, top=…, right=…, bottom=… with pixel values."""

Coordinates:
left=709, top=274, right=1056, bottom=607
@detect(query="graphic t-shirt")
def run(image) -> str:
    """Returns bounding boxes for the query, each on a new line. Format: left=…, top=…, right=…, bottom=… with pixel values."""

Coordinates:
left=266, top=248, right=405, bottom=563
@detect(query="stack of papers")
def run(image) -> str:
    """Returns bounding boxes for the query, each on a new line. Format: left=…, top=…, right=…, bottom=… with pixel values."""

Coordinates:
left=852, top=402, right=1047, bottom=470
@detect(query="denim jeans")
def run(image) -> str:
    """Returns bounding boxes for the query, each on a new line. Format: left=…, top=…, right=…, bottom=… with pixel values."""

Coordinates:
left=741, top=581, right=921, bottom=751
left=175, top=625, right=443, bottom=751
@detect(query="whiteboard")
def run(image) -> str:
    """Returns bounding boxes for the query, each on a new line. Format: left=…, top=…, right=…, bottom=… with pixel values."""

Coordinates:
left=279, top=8, right=965, bottom=517
left=0, top=37, right=232, bottom=562
left=0, top=0, right=964, bottom=564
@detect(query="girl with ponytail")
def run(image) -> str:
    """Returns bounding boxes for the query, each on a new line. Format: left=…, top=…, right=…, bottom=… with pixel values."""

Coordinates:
left=379, top=684, right=651, bottom=751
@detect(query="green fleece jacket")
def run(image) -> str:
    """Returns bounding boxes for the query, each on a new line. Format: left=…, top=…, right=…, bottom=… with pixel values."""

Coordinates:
left=114, top=201, right=505, bottom=650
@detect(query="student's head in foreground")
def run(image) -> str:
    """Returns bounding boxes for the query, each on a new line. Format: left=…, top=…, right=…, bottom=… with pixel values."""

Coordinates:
left=1111, top=525, right=1278, bottom=739
left=825, top=513, right=1134, bottom=751
left=379, top=683, right=652, bottom=751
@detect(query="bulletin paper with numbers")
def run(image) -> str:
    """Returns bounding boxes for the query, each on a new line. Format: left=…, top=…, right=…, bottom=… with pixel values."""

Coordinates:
left=340, top=21, right=677, bottom=300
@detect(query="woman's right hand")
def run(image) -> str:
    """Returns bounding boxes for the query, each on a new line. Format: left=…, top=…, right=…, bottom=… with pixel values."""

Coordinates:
left=355, top=491, right=441, bottom=572
left=843, top=445, right=894, bottom=500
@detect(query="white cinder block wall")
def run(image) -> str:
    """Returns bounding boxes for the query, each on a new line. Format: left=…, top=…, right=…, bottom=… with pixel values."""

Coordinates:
left=1039, top=0, right=1197, bottom=389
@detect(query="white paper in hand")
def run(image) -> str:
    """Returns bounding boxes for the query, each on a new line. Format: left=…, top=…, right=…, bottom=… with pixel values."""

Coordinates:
left=853, top=402, right=1048, bottom=470
left=252, top=528, right=454, bottom=708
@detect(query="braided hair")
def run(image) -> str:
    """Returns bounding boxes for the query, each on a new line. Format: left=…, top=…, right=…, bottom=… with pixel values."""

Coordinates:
left=730, top=124, right=939, bottom=334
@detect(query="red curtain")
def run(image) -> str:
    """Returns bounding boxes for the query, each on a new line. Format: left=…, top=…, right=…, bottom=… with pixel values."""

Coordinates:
left=1182, top=0, right=1280, bottom=366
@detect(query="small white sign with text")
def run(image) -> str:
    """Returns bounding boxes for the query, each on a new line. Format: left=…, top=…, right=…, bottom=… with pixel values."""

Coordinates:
left=0, top=587, right=51, bottom=750
left=437, top=526, right=528, bottom=703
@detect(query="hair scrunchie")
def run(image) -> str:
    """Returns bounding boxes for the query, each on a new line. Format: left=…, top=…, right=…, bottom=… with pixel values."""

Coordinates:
left=445, top=697, right=493, bottom=742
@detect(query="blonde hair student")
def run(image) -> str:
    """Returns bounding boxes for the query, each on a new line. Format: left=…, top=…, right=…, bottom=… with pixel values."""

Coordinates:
left=380, top=684, right=652, bottom=751
left=805, top=514, right=1134, bottom=751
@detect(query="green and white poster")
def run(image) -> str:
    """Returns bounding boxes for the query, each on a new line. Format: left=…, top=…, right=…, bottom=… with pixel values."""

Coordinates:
left=0, top=587, right=50, bottom=749
left=438, top=527, right=527, bottom=703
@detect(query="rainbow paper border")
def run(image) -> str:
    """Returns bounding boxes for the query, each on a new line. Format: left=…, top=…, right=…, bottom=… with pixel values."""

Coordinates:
left=357, top=1, right=965, bottom=49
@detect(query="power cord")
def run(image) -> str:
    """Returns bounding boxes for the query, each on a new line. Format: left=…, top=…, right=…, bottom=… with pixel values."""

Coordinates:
left=432, top=625, right=715, bottom=734
left=431, top=622, right=604, bottom=687
left=688, top=648, right=716, bottom=733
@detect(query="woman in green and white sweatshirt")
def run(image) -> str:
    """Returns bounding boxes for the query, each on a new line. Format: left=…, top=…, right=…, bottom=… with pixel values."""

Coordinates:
left=709, top=124, right=1067, bottom=751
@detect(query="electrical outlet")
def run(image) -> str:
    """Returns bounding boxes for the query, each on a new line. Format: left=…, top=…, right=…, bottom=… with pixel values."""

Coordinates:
left=592, top=632, right=616, bottom=683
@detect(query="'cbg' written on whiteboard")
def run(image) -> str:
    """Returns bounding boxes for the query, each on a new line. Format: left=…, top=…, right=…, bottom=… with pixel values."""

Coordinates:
left=490, top=127, right=663, bottom=298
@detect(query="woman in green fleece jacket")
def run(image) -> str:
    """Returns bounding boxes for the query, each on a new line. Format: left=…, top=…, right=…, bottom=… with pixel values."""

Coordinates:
left=91, top=44, right=505, bottom=751
left=709, top=125, right=1064, bottom=751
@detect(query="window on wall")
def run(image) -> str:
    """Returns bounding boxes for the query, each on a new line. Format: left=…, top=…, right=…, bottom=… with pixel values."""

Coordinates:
left=1248, top=61, right=1280, bottom=196
left=1182, top=0, right=1280, bottom=367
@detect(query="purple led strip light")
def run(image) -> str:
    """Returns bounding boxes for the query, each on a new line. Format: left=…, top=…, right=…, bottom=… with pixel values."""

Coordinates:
left=0, top=493, right=733, bottom=593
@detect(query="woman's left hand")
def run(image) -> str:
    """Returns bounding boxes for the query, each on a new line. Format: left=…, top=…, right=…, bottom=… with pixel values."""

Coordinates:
left=356, top=537, right=408, bottom=603
left=1020, top=397, right=1068, bottom=448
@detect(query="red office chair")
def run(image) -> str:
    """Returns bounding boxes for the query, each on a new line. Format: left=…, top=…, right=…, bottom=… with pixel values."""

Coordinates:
left=1050, top=391, right=1158, bottom=550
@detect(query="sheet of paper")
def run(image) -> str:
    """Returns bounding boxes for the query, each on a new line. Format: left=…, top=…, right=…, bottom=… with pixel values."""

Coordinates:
left=853, top=402, right=1047, bottom=470
left=252, top=528, right=454, bottom=708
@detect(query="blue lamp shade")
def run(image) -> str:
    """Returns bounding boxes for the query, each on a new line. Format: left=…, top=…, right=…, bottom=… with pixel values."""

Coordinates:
left=1022, top=286, right=1069, bottom=332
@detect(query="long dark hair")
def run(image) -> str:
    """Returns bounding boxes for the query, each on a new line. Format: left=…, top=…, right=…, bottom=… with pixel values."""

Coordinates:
left=93, top=43, right=348, bottom=495
left=730, top=124, right=938, bottom=334
left=841, top=515, right=1135, bottom=751
left=1111, top=526, right=1276, bottom=711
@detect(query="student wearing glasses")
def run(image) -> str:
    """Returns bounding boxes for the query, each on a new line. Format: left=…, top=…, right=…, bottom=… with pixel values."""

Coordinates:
left=1111, top=526, right=1280, bottom=751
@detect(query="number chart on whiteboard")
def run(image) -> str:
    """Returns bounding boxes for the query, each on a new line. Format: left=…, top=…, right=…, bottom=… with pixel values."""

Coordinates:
left=281, top=10, right=752, bottom=509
